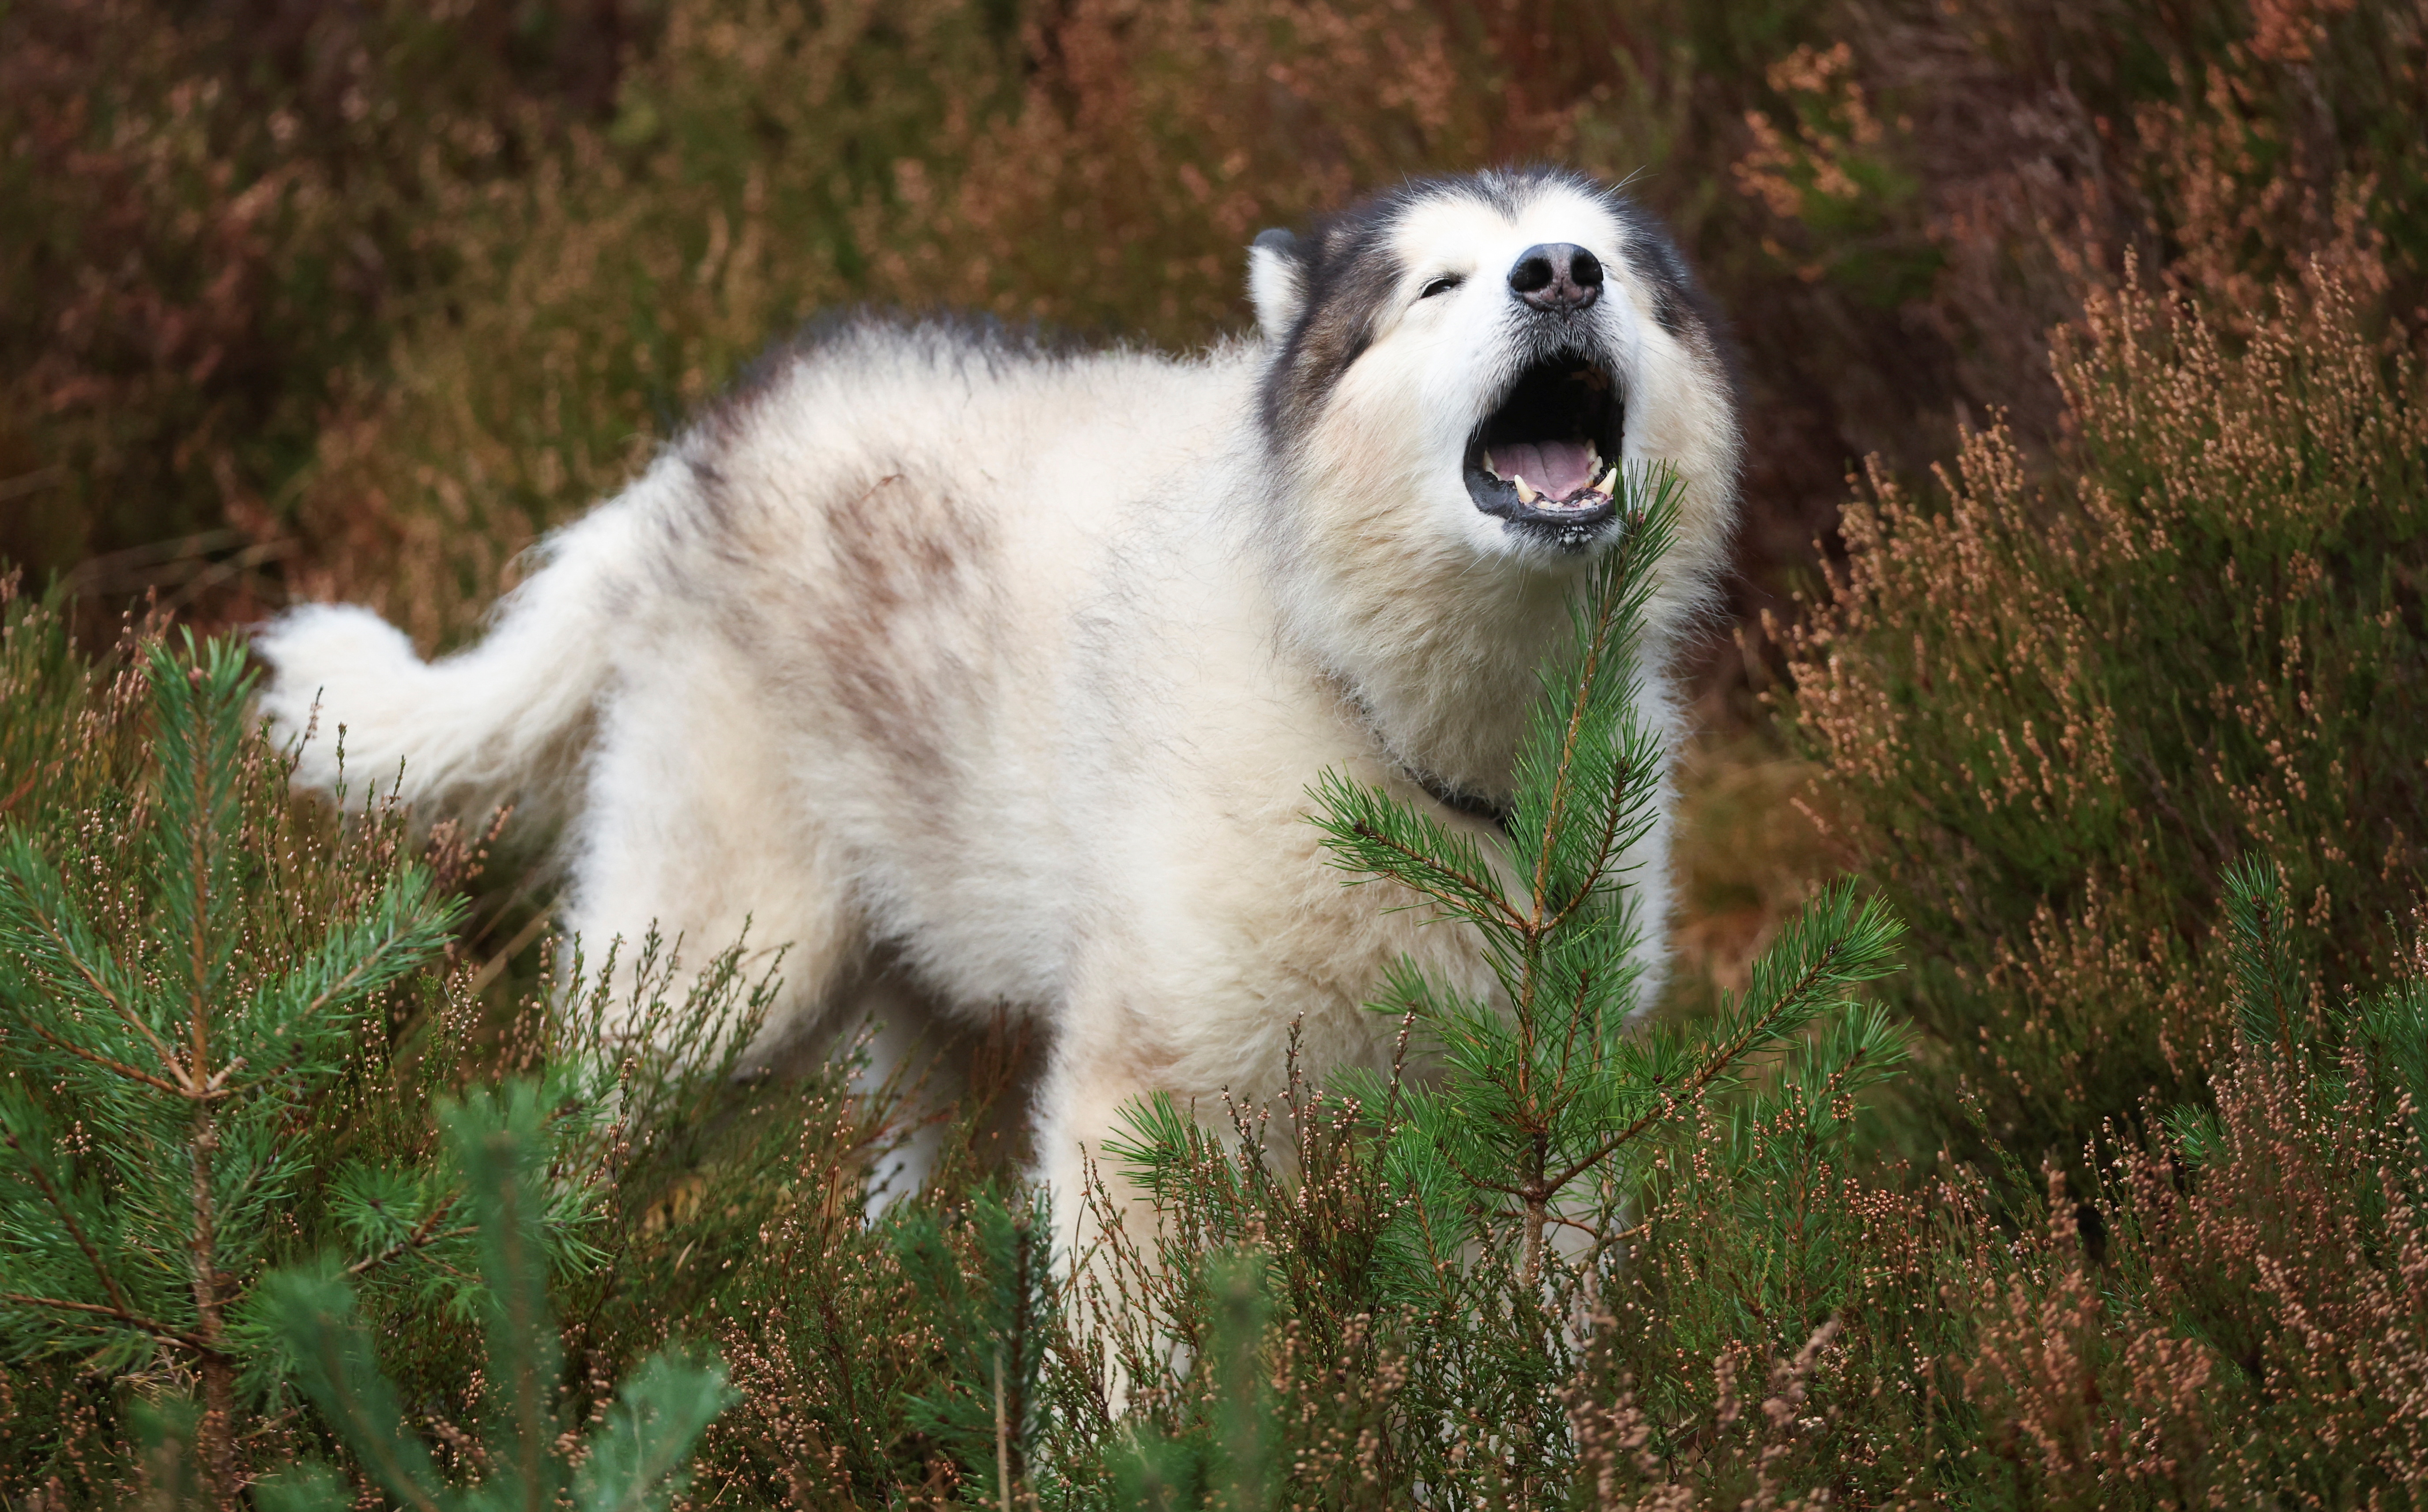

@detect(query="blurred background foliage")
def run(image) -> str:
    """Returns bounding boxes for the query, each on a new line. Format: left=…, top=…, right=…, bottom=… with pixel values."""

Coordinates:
left=10, top=0, right=2420, bottom=658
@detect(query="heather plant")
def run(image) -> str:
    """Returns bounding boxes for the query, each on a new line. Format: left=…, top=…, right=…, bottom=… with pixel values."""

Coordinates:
left=0, top=0, right=650, bottom=598
left=1776, top=258, right=2428, bottom=1169
left=703, top=1173, right=969, bottom=1504
left=18, top=457, right=2428, bottom=1505
left=1570, top=861, right=2428, bottom=1508
left=13, top=0, right=2426, bottom=657
left=1937, top=860, right=2428, bottom=1507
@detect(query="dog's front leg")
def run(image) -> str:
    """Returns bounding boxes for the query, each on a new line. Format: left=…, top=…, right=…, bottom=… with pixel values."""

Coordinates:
left=1031, top=987, right=1205, bottom=1410
left=1035, top=1016, right=1168, bottom=1268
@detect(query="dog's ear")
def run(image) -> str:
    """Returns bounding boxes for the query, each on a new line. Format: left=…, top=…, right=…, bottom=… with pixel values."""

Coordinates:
left=1247, top=228, right=1308, bottom=346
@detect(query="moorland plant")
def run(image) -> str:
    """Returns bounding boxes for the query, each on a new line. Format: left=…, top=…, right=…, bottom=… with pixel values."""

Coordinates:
left=7, top=0, right=2428, bottom=1503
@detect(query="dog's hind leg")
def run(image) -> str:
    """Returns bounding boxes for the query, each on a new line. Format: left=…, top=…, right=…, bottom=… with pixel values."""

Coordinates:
left=758, top=957, right=1007, bottom=1215
left=558, top=640, right=860, bottom=1060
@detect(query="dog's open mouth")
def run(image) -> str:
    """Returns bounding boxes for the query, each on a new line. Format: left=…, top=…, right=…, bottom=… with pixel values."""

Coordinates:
left=1463, top=352, right=1624, bottom=537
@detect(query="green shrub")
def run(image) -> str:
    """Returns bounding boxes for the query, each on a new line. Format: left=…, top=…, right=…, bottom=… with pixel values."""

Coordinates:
left=0, top=598, right=862, bottom=1508
left=0, top=604, right=472, bottom=1506
left=1777, top=263, right=2428, bottom=1169
left=1090, top=474, right=1911, bottom=1506
left=260, top=1086, right=732, bottom=1512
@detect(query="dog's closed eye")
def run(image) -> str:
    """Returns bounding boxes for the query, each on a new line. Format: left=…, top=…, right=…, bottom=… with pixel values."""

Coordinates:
left=1419, top=273, right=1464, bottom=299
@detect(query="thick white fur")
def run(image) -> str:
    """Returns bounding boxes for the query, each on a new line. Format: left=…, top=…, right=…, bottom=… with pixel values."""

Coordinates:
left=253, top=172, right=1740, bottom=1253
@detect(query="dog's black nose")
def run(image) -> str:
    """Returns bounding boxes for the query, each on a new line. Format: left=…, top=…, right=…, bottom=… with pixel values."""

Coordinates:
left=1508, top=243, right=1603, bottom=313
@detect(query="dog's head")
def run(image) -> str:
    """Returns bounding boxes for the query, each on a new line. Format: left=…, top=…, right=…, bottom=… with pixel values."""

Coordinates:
left=1249, top=168, right=1739, bottom=578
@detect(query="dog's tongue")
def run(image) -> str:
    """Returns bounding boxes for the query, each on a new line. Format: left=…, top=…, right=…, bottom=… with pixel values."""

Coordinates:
left=1496, top=440, right=1599, bottom=500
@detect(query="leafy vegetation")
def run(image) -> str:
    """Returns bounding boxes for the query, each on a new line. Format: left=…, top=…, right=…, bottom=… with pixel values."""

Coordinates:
left=1775, top=247, right=2428, bottom=1175
left=0, top=584, right=862, bottom=1505
left=11, top=0, right=2422, bottom=653
left=1090, top=473, right=1905, bottom=1502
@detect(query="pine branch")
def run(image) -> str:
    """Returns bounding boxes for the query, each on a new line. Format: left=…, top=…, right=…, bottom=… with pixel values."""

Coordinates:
left=2225, top=856, right=2306, bottom=1061
left=1513, top=474, right=1680, bottom=936
left=1344, top=818, right=1526, bottom=929
left=344, top=1192, right=473, bottom=1278
left=18, top=1018, right=188, bottom=1096
left=1543, top=887, right=1895, bottom=1192
left=265, top=1091, right=727, bottom=1512
left=273, top=1275, right=450, bottom=1512
left=1307, top=771, right=1526, bottom=932
left=1523, top=555, right=1629, bottom=937
left=0, top=1290, right=203, bottom=1350
left=572, top=1355, right=731, bottom=1512
left=1533, top=783, right=1622, bottom=938
left=170, top=658, right=240, bottom=1512
left=0, top=1124, right=148, bottom=1320
left=0, top=848, right=188, bottom=1082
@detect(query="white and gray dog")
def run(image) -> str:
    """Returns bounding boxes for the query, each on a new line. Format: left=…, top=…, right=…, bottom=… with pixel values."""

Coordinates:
left=255, top=166, right=1741, bottom=1251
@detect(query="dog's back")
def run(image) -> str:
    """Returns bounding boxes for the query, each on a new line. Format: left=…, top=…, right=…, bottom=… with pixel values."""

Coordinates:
left=257, top=316, right=1263, bottom=1021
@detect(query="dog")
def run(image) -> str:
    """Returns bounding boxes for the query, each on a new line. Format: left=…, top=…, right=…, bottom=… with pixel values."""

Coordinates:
left=253, top=165, right=1741, bottom=1254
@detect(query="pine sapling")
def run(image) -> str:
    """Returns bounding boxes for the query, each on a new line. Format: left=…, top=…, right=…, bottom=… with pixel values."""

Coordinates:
left=259, top=1084, right=732, bottom=1512
left=1107, top=1253, right=1274, bottom=1512
left=0, top=636, right=460, bottom=1511
left=891, top=1189, right=1054, bottom=1505
left=1307, top=466, right=1904, bottom=1290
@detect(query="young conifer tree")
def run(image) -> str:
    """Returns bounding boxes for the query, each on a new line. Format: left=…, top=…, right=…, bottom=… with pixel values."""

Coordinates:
left=259, top=1085, right=732, bottom=1512
left=0, top=636, right=460, bottom=1511
left=890, top=1189, right=1056, bottom=1507
left=1308, top=466, right=1904, bottom=1286
left=1107, top=468, right=1904, bottom=1492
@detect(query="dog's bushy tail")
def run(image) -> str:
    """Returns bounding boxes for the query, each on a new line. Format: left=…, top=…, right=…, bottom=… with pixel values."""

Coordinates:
left=254, top=480, right=662, bottom=827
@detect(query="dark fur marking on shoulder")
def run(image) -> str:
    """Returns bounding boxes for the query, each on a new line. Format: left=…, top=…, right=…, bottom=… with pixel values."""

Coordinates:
left=815, top=470, right=999, bottom=788
left=652, top=451, right=772, bottom=581
left=684, top=454, right=737, bottom=536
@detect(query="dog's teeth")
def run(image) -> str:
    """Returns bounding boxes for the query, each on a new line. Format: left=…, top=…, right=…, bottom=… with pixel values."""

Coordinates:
left=1514, top=475, right=1538, bottom=504
left=1591, top=466, right=1617, bottom=497
left=1483, top=449, right=1501, bottom=479
left=1585, top=439, right=1601, bottom=465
